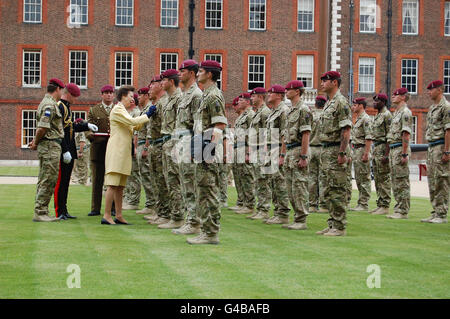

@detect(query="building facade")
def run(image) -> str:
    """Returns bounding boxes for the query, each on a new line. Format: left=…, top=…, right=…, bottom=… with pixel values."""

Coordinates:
left=0, top=0, right=448, bottom=160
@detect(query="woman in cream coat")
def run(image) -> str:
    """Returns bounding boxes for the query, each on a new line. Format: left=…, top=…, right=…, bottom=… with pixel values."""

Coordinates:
left=102, top=86, right=154, bottom=225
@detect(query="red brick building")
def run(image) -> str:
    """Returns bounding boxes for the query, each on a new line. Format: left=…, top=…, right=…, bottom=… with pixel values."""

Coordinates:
left=0, top=0, right=448, bottom=160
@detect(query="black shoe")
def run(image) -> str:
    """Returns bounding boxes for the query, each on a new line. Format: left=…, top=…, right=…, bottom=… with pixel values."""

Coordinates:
left=101, top=218, right=116, bottom=225
left=58, top=214, right=68, bottom=220
left=114, top=218, right=131, bottom=225
left=88, top=211, right=101, bottom=216
left=65, top=212, right=77, bottom=219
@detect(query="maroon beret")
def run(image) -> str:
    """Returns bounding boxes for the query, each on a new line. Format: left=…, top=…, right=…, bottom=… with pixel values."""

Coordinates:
left=148, top=75, right=163, bottom=86
left=65, top=83, right=81, bottom=97
left=315, top=95, right=327, bottom=103
left=49, top=78, right=65, bottom=89
left=320, top=71, right=341, bottom=81
left=427, top=80, right=444, bottom=90
left=199, top=60, right=222, bottom=71
left=393, top=87, right=408, bottom=95
left=285, top=80, right=305, bottom=90
left=232, top=97, right=239, bottom=106
left=373, top=93, right=388, bottom=102
left=161, top=69, right=180, bottom=79
left=101, top=85, right=114, bottom=93
left=251, top=87, right=267, bottom=95
left=133, top=93, right=139, bottom=100
left=179, top=59, right=199, bottom=70
left=352, top=97, right=366, bottom=104
left=239, top=92, right=251, bottom=99
left=138, top=87, right=150, bottom=94
left=268, top=85, right=286, bottom=94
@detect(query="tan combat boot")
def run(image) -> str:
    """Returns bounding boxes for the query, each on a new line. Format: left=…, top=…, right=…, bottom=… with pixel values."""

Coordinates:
left=282, top=222, right=307, bottom=230
left=421, top=213, right=436, bottom=223
left=229, top=205, right=244, bottom=211
left=246, top=211, right=259, bottom=219
left=172, top=223, right=201, bottom=235
left=264, top=216, right=289, bottom=225
left=309, top=206, right=318, bottom=213
left=122, top=203, right=139, bottom=210
left=429, top=217, right=448, bottom=224
left=369, top=207, right=381, bottom=214
left=315, top=227, right=331, bottom=235
left=158, top=219, right=184, bottom=229
left=317, top=207, right=329, bottom=214
left=147, top=217, right=169, bottom=225
left=236, top=207, right=253, bottom=214
left=372, top=207, right=389, bottom=215
left=186, top=232, right=219, bottom=245
left=350, top=205, right=368, bottom=212
left=386, top=213, right=408, bottom=219
left=251, top=211, right=269, bottom=220
left=33, top=212, right=59, bottom=222
left=323, top=228, right=347, bottom=236
left=136, top=207, right=156, bottom=215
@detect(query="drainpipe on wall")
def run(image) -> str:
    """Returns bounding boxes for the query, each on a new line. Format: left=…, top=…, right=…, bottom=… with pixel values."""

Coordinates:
left=349, top=0, right=355, bottom=103
left=386, top=0, right=393, bottom=104
left=188, top=0, right=195, bottom=59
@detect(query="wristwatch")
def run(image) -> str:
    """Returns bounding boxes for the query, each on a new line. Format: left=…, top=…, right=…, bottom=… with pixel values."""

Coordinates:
left=401, top=153, right=408, bottom=158
left=300, top=154, right=308, bottom=160
left=444, top=151, right=450, bottom=156
left=338, top=151, right=346, bottom=156
left=280, top=153, right=286, bottom=158
left=143, top=146, right=148, bottom=151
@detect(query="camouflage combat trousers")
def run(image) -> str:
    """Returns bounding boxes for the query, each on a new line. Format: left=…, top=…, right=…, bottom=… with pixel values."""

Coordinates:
left=308, top=146, right=326, bottom=208
left=35, top=140, right=61, bottom=215
left=352, top=147, right=371, bottom=207
left=267, top=163, right=290, bottom=218
left=254, top=164, right=272, bottom=213
left=196, top=162, right=221, bottom=235
left=389, top=147, right=410, bottom=215
left=427, top=144, right=449, bottom=218
left=137, top=144, right=158, bottom=210
left=149, top=144, right=170, bottom=219
left=232, top=164, right=245, bottom=206
left=218, top=163, right=228, bottom=205
left=180, top=161, right=199, bottom=225
left=162, top=139, right=184, bottom=221
left=372, top=143, right=391, bottom=208
left=320, top=145, right=348, bottom=230
left=123, top=154, right=141, bottom=206
left=285, top=148, right=309, bottom=223
left=72, top=148, right=90, bottom=185
left=235, top=163, right=255, bottom=209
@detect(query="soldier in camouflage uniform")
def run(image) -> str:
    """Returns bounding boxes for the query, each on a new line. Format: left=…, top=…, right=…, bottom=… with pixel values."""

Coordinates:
left=122, top=94, right=142, bottom=210
left=146, top=76, right=172, bottom=225
left=316, top=71, right=352, bottom=236
left=282, top=80, right=312, bottom=230
left=386, top=87, right=413, bottom=219
left=29, top=78, right=65, bottom=222
left=263, top=85, right=291, bottom=225
left=135, top=87, right=158, bottom=217
left=72, top=132, right=90, bottom=185
left=370, top=93, right=392, bottom=215
left=421, top=80, right=450, bottom=224
left=172, top=60, right=203, bottom=235
left=233, top=93, right=256, bottom=215
left=309, top=96, right=328, bottom=213
left=248, top=87, right=272, bottom=220
left=187, top=60, right=228, bottom=245
left=349, top=97, right=373, bottom=211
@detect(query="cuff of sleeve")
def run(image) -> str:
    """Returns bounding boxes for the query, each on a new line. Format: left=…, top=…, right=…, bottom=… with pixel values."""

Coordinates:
left=211, top=116, right=228, bottom=125
left=445, top=124, right=450, bottom=130
left=339, top=120, right=352, bottom=129
left=37, top=123, right=51, bottom=129
left=402, top=128, right=412, bottom=135
left=299, top=125, right=312, bottom=133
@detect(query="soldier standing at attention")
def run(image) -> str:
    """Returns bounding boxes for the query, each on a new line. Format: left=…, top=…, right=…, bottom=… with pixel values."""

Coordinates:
left=233, top=93, right=256, bottom=215
left=134, top=87, right=158, bottom=217
left=264, top=85, right=291, bottom=225
left=86, top=85, right=115, bottom=216
left=172, top=60, right=203, bottom=235
left=187, top=60, right=227, bottom=245
left=316, top=71, right=352, bottom=237
left=122, top=93, right=142, bottom=210
left=349, top=97, right=373, bottom=212
left=72, top=132, right=90, bottom=185
left=247, top=87, right=272, bottom=220
left=386, top=87, right=413, bottom=219
left=370, top=93, right=392, bottom=215
left=308, top=96, right=328, bottom=214
left=29, top=78, right=65, bottom=222
left=421, top=80, right=450, bottom=224
left=282, top=80, right=312, bottom=230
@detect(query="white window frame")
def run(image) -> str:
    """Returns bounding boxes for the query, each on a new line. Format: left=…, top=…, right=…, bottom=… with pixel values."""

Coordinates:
left=161, top=0, right=179, bottom=28
left=114, top=52, right=133, bottom=88
left=21, top=110, right=37, bottom=148
left=358, top=57, right=376, bottom=93
left=22, top=50, right=42, bottom=88
left=72, top=111, right=87, bottom=121
left=115, top=0, right=134, bottom=26
left=411, top=116, right=417, bottom=144
left=248, top=55, right=265, bottom=90
left=445, top=2, right=450, bottom=36
left=359, top=0, right=376, bottom=33
left=296, top=55, right=314, bottom=89
left=69, top=50, right=88, bottom=89
left=70, top=0, right=88, bottom=25
left=297, top=0, right=314, bottom=32
left=401, top=59, right=418, bottom=94
left=160, top=53, right=179, bottom=73
left=402, top=0, right=418, bottom=35
left=205, top=0, right=223, bottom=29
left=23, top=0, right=42, bottom=23
left=249, top=0, right=266, bottom=31
left=444, top=60, right=450, bottom=95
left=205, top=53, right=223, bottom=89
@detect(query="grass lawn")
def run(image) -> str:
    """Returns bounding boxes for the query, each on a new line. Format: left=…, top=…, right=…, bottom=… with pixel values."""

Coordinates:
left=0, top=167, right=39, bottom=177
left=0, top=184, right=448, bottom=299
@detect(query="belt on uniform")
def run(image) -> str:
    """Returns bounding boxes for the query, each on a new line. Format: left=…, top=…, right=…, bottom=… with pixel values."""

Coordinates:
left=389, top=142, right=402, bottom=149
left=149, top=137, right=167, bottom=145
left=286, top=142, right=302, bottom=150
left=42, top=138, right=62, bottom=145
left=137, top=139, right=147, bottom=146
left=322, top=142, right=340, bottom=148
left=352, top=144, right=365, bottom=149
left=310, top=144, right=322, bottom=147
left=267, top=143, right=282, bottom=150
left=374, top=141, right=387, bottom=146
left=429, top=139, right=445, bottom=147
left=234, top=142, right=247, bottom=149
left=160, top=135, right=172, bottom=144
left=175, top=129, right=193, bottom=138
